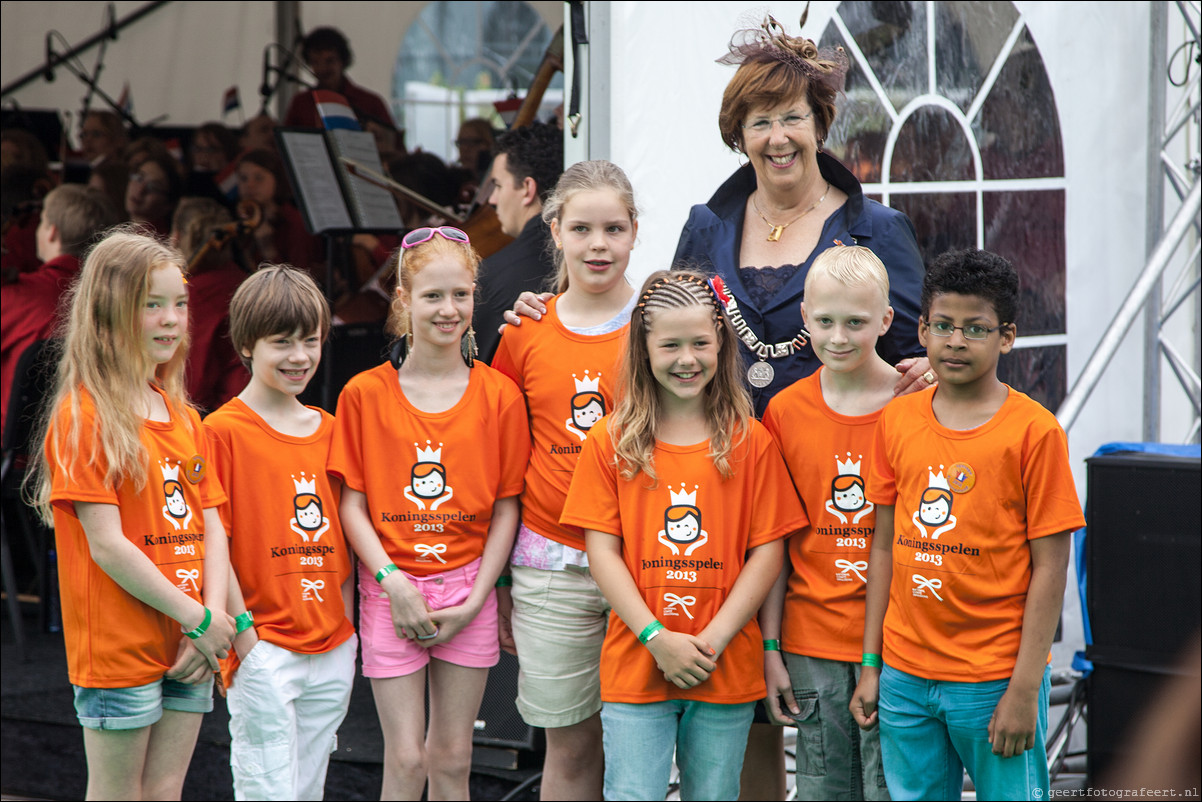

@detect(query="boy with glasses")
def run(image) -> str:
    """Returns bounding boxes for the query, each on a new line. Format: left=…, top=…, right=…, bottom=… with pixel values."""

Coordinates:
left=851, top=248, right=1084, bottom=801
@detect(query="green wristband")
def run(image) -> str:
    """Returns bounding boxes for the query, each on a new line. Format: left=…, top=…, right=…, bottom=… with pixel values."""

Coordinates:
left=495, top=575, right=513, bottom=588
left=763, top=639, right=781, bottom=652
left=375, top=563, right=400, bottom=584
left=638, top=620, right=665, bottom=645
left=183, top=606, right=212, bottom=640
left=234, top=611, right=255, bottom=633
left=862, top=653, right=883, bottom=668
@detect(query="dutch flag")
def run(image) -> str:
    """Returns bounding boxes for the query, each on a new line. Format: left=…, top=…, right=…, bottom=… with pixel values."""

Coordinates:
left=312, top=90, right=360, bottom=131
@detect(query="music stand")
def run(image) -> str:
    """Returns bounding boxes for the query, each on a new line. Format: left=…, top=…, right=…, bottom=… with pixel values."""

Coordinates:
left=275, top=126, right=404, bottom=409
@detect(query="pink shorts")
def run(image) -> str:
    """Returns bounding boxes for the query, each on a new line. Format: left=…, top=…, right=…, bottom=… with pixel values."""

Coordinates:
left=358, top=558, right=500, bottom=678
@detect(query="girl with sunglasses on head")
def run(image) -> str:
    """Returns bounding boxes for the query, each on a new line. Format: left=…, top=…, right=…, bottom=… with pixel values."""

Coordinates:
left=329, top=227, right=531, bottom=800
left=489, top=160, right=640, bottom=799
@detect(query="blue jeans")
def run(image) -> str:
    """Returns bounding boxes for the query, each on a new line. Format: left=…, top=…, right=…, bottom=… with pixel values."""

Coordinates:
left=878, top=664, right=1050, bottom=801
left=601, top=699, right=755, bottom=801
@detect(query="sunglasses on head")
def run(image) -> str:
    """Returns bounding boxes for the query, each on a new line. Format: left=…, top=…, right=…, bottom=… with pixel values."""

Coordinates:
left=401, top=226, right=471, bottom=249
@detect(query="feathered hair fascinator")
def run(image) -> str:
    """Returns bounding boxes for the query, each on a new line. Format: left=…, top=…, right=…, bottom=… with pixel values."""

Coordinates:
left=716, top=4, right=850, bottom=96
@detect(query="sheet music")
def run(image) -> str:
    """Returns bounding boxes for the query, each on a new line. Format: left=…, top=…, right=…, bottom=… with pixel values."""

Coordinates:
left=327, top=129, right=404, bottom=231
left=276, top=130, right=353, bottom=233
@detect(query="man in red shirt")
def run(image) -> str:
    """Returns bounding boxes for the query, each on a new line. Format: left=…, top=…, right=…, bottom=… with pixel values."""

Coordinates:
left=283, top=27, right=395, bottom=131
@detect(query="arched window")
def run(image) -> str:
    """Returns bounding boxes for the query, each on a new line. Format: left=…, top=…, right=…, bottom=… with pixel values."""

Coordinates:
left=821, top=0, right=1066, bottom=410
left=395, top=0, right=562, bottom=163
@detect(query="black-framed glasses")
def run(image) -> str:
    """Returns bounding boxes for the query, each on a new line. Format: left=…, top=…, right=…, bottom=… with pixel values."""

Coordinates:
left=401, top=226, right=471, bottom=249
left=925, top=320, right=1009, bottom=340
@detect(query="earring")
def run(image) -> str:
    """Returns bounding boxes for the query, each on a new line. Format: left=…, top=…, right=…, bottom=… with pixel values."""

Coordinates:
left=817, top=138, right=825, bottom=153
left=461, top=326, right=478, bottom=367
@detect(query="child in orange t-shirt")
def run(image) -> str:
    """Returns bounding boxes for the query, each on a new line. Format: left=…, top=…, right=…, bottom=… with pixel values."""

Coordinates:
left=489, top=159, right=640, bottom=799
left=760, top=245, right=899, bottom=800
left=203, top=265, right=356, bottom=800
left=29, top=229, right=235, bottom=800
left=562, top=269, right=806, bottom=801
left=850, top=248, right=1086, bottom=800
left=328, top=227, right=530, bottom=801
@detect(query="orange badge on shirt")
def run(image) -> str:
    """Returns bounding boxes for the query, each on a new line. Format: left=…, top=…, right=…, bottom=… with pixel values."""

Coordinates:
left=947, top=462, right=975, bottom=494
left=185, top=455, right=206, bottom=484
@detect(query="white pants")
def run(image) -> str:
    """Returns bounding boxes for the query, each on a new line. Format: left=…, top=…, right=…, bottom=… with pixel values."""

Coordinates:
left=226, top=635, right=357, bottom=801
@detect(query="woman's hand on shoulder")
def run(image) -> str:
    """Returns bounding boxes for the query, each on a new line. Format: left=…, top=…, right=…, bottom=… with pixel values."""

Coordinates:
left=500, top=291, right=554, bottom=332
left=893, top=356, right=935, bottom=396
left=646, top=629, right=717, bottom=689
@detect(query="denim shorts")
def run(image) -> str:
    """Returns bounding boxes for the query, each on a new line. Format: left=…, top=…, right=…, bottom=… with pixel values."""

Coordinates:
left=73, top=675, right=214, bottom=730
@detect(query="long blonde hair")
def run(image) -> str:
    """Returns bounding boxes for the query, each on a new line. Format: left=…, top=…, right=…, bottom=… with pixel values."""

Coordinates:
left=608, top=268, right=752, bottom=484
left=540, top=160, right=639, bottom=294
left=29, top=228, right=193, bottom=522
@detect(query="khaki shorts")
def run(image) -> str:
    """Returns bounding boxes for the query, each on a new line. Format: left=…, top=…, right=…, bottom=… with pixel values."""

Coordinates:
left=510, top=564, right=611, bottom=728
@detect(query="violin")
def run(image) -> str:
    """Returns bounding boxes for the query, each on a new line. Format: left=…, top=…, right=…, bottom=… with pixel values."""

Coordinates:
left=187, top=200, right=262, bottom=272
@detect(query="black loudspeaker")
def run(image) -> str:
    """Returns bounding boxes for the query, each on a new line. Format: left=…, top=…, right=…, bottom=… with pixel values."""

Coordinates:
left=472, top=652, right=545, bottom=771
left=1083, top=450, right=1201, bottom=784
left=300, top=322, right=391, bottom=412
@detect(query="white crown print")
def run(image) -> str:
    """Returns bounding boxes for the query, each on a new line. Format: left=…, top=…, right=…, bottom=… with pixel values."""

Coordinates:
left=927, top=465, right=950, bottom=491
left=836, top=452, right=863, bottom=476
left=414, top=440, right=443, bottom=463
left=669, top=483, right=698, bottom=507
left=572, top=371, right=601, bottom=394
left=159, top=460, right=180, bottom=481
left=292, top=472, right=317, bottom=494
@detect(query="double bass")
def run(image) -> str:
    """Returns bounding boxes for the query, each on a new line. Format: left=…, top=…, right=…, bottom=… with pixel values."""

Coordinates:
left=459, top=24, right=565, bottom=259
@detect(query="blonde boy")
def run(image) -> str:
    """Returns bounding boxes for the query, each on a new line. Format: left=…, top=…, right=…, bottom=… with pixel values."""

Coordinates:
left=761, top=245, right=898, bottom=799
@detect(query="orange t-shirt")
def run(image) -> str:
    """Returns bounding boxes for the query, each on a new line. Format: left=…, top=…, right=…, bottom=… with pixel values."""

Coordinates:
left=561, top=418, right=806, bottom=704
left=47, top=386, right=225, bottom=688
left=203, top=398, right=354, bottom=664
left=328, top=362, right=530, bottom=575
left=491, top=295, right=628, bottom=551
left=866, top=387, right=1086, bottom=682
left=763, top=369, right=885, bottom=662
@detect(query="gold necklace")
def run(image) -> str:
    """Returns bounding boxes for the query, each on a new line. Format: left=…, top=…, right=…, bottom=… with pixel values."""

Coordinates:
left=752, top=182, right=830, bottom=242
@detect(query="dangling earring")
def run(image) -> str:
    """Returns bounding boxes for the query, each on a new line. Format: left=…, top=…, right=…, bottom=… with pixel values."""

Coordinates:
left=817, top=137, right=825, bottom=153
left=461, top=326, right=477, bottom=367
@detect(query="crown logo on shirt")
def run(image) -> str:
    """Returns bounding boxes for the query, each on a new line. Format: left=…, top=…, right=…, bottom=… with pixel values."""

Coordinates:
left=414, top=440, right=443, bottom=463
left=292, top=472, right=317, bottom=495
left=927, top=465, right=950, bottom=491
left=572, top=371, right=601, bottom=394
left=669, top=483, right=698, bottom=507
left=836, top=452, right=863, bottom=476
left=159, top=460, right=180, bottom=481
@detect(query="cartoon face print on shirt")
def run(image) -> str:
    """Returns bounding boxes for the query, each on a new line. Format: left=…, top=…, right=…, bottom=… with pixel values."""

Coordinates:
left=657, top=484, right=709, bottom=556
left=565, top=371, right=605, bottom=441
left=911, top=465, right=958, bottom=540
left=824, top=453, right=875, bottom=525
left=403, top=441, right=455, bottom=511
left=288, top=472, right=330, bottom=542
left=159, top=460, right=194, bottom=530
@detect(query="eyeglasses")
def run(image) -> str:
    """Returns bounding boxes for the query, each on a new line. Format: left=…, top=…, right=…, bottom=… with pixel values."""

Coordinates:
left=129, top=172, right=168, bottom=195
left=925, top=320, right=1009, bottom=340
left=741, top=111, right=813, bottom=136
left=401, top=226, right=471, bottom=249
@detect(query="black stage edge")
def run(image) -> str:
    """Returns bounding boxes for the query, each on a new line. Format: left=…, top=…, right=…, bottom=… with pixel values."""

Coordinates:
left=1, top=601, right=541, bottom=801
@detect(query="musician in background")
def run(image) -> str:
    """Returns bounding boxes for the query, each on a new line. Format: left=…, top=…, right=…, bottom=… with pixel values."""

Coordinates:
left=283, top=27, right=395, bottom=131
left=476, top=121, right=563, bottom=364
left=170, top=197, right=249, bottom=414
